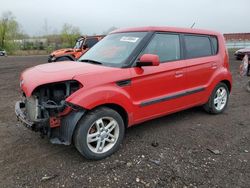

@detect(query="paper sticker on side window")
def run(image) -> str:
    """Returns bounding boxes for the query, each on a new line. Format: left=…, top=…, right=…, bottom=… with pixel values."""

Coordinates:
left=120, top=37, right=139, bottom=43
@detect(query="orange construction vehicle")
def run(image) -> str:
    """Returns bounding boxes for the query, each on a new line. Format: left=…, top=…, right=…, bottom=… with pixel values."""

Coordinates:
left=48, top=35, right=104, bottom=62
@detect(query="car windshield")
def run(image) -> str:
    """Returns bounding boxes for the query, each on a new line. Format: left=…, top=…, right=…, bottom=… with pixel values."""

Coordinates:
left=74, top=38, right=84, bottom=49
left=78, top=32, right=147, bottom=67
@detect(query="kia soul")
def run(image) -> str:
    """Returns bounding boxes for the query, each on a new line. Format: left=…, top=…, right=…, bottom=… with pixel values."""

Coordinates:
left=15, top=27, right=232, bottom=160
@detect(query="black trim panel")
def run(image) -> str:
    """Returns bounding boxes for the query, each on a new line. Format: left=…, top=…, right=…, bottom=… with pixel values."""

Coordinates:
left=140, top=87, right=205, bottom=107
left=116, top=79, right=131, bottom=87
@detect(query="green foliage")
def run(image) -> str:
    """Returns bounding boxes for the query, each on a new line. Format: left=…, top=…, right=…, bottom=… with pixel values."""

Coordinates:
left=61, top=23, right=80, bottom=48
left=0, top=12, right=84, bottom=54
left=0, top=11, right=21, bottom=54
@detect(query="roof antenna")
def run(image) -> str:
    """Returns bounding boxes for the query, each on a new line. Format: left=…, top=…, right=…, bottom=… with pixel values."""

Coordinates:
left=190, top=22, right=195, bottom=28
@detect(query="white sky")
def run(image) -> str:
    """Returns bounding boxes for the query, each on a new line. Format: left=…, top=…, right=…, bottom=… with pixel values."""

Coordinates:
left=0, top=0, right=249, bottom=36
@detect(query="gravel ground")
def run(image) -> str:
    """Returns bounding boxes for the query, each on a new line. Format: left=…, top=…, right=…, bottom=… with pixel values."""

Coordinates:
left=0, top=53, right=249, bottom=188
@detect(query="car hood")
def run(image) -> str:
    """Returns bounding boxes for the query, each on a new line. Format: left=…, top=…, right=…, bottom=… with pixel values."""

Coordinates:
left=20, top=61, right=120, bottom=96
left=51, top=48, right=74, bottom=56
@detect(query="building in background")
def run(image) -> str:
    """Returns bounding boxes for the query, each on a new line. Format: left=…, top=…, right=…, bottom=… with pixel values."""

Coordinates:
left=224, top=33, right=250, bottom=49
left=14, top=38, right=48, bottom=50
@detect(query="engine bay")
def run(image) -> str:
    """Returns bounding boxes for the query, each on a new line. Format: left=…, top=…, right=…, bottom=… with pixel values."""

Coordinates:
left=24, top=80, right=81, bottom=123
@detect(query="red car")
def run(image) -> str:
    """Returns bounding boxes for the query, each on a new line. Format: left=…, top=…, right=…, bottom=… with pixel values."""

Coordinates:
left=15, top=26, right=232, bottom=160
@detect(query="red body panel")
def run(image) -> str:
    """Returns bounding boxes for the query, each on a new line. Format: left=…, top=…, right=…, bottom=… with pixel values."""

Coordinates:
left=20, top=61, right=119, bottom=97
left=20, top=26, right=232, bottom=128
left=111, top=26, right=221, bottom=36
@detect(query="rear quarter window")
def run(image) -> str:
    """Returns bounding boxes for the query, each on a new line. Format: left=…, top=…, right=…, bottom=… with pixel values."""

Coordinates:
left=184, top=35, right=212, bottom=59
left=210, top=36, right=219, bottom=54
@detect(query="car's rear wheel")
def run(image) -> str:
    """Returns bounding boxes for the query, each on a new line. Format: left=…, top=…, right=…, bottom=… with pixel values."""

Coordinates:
left=203, top=83, right=229, bottom=114
left=74, top=107, right=125, bottom=160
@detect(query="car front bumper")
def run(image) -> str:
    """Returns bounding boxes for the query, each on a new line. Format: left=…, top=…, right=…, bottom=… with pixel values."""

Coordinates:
left=15, top=101, right=34, bottom=128
left=15, top=100, right=86, bottom=145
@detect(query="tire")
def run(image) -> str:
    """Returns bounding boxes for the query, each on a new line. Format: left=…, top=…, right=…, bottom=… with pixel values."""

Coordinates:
left=203, top=82, right=229, bottom=114
left=55, top=56, right=71, bottom=62
left=246, top=80, right=250, bottom=93
left=74, top=107, right=125, bottom=160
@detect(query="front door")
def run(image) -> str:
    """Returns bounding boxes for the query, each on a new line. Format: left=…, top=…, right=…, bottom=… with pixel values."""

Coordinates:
left=130, top=33, right=187, bottom=123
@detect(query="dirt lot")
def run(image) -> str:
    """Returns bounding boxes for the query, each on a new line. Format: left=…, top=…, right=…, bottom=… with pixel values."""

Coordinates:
left=0, top=53, right=249, bottom=188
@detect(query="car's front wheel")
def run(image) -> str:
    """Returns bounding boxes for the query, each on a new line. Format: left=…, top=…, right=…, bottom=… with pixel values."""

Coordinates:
left=74, top=107, right=125, bottom=160
left=203, top=82, right=229, bottom=114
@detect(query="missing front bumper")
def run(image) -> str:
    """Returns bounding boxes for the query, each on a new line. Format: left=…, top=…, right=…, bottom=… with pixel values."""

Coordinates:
left=15, top=100, right=86, bottom=145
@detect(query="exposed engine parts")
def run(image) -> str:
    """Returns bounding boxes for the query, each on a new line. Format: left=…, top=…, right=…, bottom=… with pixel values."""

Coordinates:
left=30, top=80, right=81, bottom=119
left=22, top=80, right=81, bottom=136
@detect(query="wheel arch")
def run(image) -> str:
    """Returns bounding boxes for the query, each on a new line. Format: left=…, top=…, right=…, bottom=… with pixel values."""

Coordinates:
left=71, top=102, right=130, bottom=146
left=220, top=79, right=232, bottom=92
left=94, top=103, right=129, bottom=128
left=55, top=54, right=75, bottom=61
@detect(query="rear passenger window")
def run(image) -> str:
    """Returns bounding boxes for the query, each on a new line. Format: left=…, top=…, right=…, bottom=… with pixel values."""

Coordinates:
left=142, top=33, right=180, bottom=62
left=210, top=36, right=218, bottom=54
left=184, top=35, right=212, bottom=59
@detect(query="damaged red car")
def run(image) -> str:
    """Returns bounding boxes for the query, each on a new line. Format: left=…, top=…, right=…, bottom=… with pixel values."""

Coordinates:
left=15, top=26, right=232, bottom=160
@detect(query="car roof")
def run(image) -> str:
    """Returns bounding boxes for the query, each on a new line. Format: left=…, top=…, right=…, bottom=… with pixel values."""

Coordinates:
left=111, top=26, right=221, bottom=36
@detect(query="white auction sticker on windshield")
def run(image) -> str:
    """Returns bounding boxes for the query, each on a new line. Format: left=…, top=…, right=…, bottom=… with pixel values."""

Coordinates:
left=120, top=37, right=139, bottom=43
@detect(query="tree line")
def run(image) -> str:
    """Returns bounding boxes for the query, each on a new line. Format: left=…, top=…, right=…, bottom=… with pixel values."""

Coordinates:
left=0, top=11, right=116, bottom=55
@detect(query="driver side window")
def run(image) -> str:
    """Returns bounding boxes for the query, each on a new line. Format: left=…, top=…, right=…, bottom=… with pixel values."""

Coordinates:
left=142, top=33, right=181, bottom=62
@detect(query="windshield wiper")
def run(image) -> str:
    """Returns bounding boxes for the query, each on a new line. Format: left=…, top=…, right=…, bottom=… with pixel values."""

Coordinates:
left=79, top=59, right=103, bottom=65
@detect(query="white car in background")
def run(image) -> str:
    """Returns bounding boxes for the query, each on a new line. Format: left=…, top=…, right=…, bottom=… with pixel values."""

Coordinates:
left=0, top=49, right=7, bottom=56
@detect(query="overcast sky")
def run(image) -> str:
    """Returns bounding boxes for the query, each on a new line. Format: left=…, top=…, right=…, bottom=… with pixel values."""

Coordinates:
left=0, top=0, right=249, bottom=36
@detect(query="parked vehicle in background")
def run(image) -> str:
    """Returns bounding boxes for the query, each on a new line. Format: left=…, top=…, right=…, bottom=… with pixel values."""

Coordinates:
left=15, top=26, right=232, bottom=160
left=48, top=35, right=105, bottom=62
left=234, top=46, right=250, bottom=60
left=0, top=49, right=7, bottom=56
left=239, top=54, right=250, bottom=92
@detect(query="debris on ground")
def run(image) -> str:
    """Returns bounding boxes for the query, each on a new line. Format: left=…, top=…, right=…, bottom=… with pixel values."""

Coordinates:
left=151, top=141, right=159, bottom=147
left=207, top=148, right=221, bottom=155
left=41, top=174, right=58, bottom=182
left=126, top=162, right=132, bottom=167
left=149, top=159, right=161, bottom=165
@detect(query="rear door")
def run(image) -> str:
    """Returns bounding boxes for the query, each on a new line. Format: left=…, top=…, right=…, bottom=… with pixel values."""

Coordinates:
left=130, top=33, right=188, bottom=123
left=183, top=34, right=218, bottom=104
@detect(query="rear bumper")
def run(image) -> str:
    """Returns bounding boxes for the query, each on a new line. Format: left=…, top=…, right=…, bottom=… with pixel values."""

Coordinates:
left=15, top=101, right=34, bottom=128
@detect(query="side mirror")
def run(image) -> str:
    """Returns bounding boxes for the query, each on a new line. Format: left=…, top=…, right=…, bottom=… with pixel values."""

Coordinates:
left=137, top=54, right=160, bottom=67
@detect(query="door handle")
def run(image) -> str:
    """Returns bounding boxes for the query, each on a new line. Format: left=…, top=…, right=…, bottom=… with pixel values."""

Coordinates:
left=175, top=71, right=184, bottom=78
left=211, top=62, right=217, bottom=69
